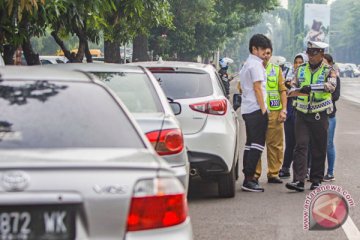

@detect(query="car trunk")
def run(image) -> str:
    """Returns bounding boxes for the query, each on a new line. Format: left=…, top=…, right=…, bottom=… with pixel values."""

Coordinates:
left=0, top=149, right=165, bottom=239
left=133, top=112, right=165, bottom=135
left=149, top=70, right=213, bottom=135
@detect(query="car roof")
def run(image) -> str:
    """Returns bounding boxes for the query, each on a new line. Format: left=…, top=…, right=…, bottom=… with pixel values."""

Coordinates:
left=44, top=63, right=145, bottom=73
left=130, top=61, right=213, bottom=73
left=0, top=66, right=91, bottom=82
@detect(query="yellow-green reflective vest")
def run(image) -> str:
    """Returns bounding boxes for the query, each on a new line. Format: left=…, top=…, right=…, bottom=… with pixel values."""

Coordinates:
left=266, top=63, right=282, bottom=111
left=295, top=63, right=332, bottom=114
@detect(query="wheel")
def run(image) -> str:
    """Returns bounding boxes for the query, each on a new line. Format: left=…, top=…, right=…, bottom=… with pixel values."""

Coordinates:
left=218, top=164, right=236, bottom=198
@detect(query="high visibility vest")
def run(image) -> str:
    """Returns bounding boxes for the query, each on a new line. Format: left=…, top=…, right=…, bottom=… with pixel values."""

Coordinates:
left=266, top=63, right=282, bottom=111
left=295, top=63, right=332, bottom=114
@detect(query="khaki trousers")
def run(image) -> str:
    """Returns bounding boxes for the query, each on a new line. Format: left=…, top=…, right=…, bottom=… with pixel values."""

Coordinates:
left=255, top=110, right=284, bottom=178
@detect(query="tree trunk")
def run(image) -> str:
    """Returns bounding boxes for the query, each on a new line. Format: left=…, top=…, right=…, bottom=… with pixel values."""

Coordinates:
left=76, top=39, right=86, bottom=62
left=84, top=40, right=93, bottom=63
left=132, top=34, right=149, bottom=62
left=3, top=44, right=16, bottom=65
left=51, top=31, right=73, bottom=61
left=104, top=40, right=121, bottom=63
left=22, top=39, right=40, bottom=65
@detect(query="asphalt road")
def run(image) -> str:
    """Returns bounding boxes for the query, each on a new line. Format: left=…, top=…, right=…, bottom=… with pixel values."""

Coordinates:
left=188, top=77, right=360, bottom=240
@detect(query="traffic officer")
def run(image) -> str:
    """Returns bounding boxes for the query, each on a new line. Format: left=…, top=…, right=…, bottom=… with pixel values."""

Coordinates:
left=285, top=41, right=336, bottom=192
left=255, top=47, right=287, bottom=183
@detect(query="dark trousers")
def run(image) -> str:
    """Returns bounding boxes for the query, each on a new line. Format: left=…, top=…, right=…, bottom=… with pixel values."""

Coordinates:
left=282, top=118, right=295, bottom=169
left=292, top=111, right=329, bottom=183
left=242, top=110, right=268, bottom=178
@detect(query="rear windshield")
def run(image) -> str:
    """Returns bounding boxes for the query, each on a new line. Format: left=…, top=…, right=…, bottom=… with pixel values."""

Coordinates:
left=0, top=80, right=145, bottom=149
left=151, top=72, right=213, bottom=99
left=93, top=72, right=163, bottom=113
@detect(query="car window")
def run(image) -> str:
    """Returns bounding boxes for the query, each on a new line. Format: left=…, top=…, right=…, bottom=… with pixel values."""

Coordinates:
left=0, top=80, right=145, bottom=149
left=214, top=71, right=227, bottom=96
left=151, top=72, right=213, bottom=99
left=93, top=72, right=163, bottom=113
left=56, top=59, right=64, bottom=63
left=40, top=59, right=52, bottom=65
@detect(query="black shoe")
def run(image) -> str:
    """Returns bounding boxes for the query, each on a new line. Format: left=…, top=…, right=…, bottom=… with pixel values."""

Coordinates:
left=285, top=181, right=304, bottom=192
left=241, top=180, right=265, bottom=192
left=323, top=174, right=335, bottom=182
left=310, top=182, right=321, bottom=190
left=268, top=177, right=283, bottom=184
left=279, top=169, right=290, bottom=179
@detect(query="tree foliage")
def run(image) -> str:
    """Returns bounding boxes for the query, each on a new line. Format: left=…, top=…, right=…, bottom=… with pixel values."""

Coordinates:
left=330, top=0, right=360, bottom=63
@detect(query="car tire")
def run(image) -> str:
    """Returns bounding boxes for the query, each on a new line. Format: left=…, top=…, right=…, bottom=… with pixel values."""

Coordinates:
left=218, top=163, right=236, bottom=198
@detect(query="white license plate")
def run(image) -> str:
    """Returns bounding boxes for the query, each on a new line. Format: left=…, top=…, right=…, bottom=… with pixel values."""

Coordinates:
left=0, top=205, right=75, bottom=240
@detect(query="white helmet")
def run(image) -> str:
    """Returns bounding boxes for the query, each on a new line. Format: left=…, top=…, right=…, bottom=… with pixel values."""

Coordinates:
left=219, top=57, right=234, bottom=68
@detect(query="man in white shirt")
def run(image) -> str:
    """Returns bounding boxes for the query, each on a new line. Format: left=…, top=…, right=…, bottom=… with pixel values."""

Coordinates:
left=239, top=34, right=272, bottom=192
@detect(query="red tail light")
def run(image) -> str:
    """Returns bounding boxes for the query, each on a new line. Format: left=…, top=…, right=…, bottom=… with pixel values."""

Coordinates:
left=190, top=99, right=227, bottom=115
left=145, top=129, right=184, bottom=156
left=148, top=67, right=175, bottom=73
left=127, top=178, right=188, bottom=231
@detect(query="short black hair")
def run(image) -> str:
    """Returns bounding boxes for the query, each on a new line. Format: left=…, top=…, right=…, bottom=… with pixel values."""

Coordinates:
left=323, top=53, right=334, bottom=64
left=249, top=34, right=272, bottom=53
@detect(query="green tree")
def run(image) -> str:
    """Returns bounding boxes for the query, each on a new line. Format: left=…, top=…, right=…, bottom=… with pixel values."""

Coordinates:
left=103, top=0, right=172, bottom=63
left=330, top=0, right=360, bottom=63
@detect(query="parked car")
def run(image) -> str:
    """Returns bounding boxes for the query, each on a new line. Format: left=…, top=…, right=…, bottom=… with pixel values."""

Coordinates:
left=0, top=66, right=193, bottom=240
left=39, top=55, right=68, bottom=64
left=132, top=61, right=240, bottom=198
left=337, top=63, right=354, bottom=78
left=44, top=63, right=189, bottom=190
left=346, top=63, right=360, bottom=77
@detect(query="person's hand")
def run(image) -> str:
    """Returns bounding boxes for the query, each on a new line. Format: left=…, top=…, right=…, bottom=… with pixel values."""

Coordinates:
left=284, top=80, right=292, bottom=90
left=278, top=111, right=287, bottom=122
left=300, top=85, right=311, bottom=94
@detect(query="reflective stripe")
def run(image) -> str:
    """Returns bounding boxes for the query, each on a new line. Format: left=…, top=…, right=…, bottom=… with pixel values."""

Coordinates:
left=266, top=63, right=282, bottom=111
left=295, top=63, right=332, bottom=113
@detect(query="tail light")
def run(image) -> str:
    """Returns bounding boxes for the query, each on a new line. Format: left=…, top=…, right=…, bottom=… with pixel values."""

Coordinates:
left=127, top=178, right=188, bottom=231
left=190, top=99, right=227, bottom=115
left=145, top=129, right=184, bottom=156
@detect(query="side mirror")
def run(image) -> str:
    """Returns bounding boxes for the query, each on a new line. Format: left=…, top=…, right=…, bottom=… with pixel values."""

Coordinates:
left=232, top=93, right=242, bottom=111
left=169, top=101, right=182, bottom=115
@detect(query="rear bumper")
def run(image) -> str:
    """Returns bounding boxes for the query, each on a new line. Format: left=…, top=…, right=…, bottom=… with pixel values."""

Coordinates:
left=171, top=164, right=189, bottom=191
left=188, top=151, right=229, bottom=176
left=125, top=218, right=193, bottom=240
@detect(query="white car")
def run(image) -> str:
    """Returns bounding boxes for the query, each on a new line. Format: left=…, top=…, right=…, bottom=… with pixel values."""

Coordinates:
left=0, top=54, right=4, bottom=66
left=44, top=63, right=190, bottom=191
left=0, top=66, right=193, bottom=240
left=40, top=56, right=68, bottom=64
left=133, top=61, right=240, bottom=198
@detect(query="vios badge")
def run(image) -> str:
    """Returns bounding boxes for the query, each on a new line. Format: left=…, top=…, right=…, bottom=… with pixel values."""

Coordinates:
left=1, top=171, right=30, bottom=192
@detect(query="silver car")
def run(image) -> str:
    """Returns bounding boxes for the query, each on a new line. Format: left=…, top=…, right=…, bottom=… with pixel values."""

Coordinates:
left=0, top=66, right=193, bottom=240
left=133, top=61, right=240, bottom=198
left=44, top=63, right=189, bottom=190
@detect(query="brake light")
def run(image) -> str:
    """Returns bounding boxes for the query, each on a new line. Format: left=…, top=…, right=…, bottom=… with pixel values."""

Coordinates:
left=148, top=67, right=175, bottom=73
left=145, top=129, right=184, bottom=156
left=127, top=178, right=188, bottom=231
left=190, top=99, right=227, bottom=115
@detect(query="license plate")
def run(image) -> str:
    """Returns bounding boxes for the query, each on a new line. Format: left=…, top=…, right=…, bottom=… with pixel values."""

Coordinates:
left=0, top=205, right=75, bottom=240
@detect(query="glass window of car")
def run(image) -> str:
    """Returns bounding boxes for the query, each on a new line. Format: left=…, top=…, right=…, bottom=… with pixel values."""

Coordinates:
left=93, top=72, right=163, bottom=113
left=40, top=59, right=52, bottom=65
left=0, top=80, right=145, bottom=149
left=151, top=72, right=213, bottom=99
